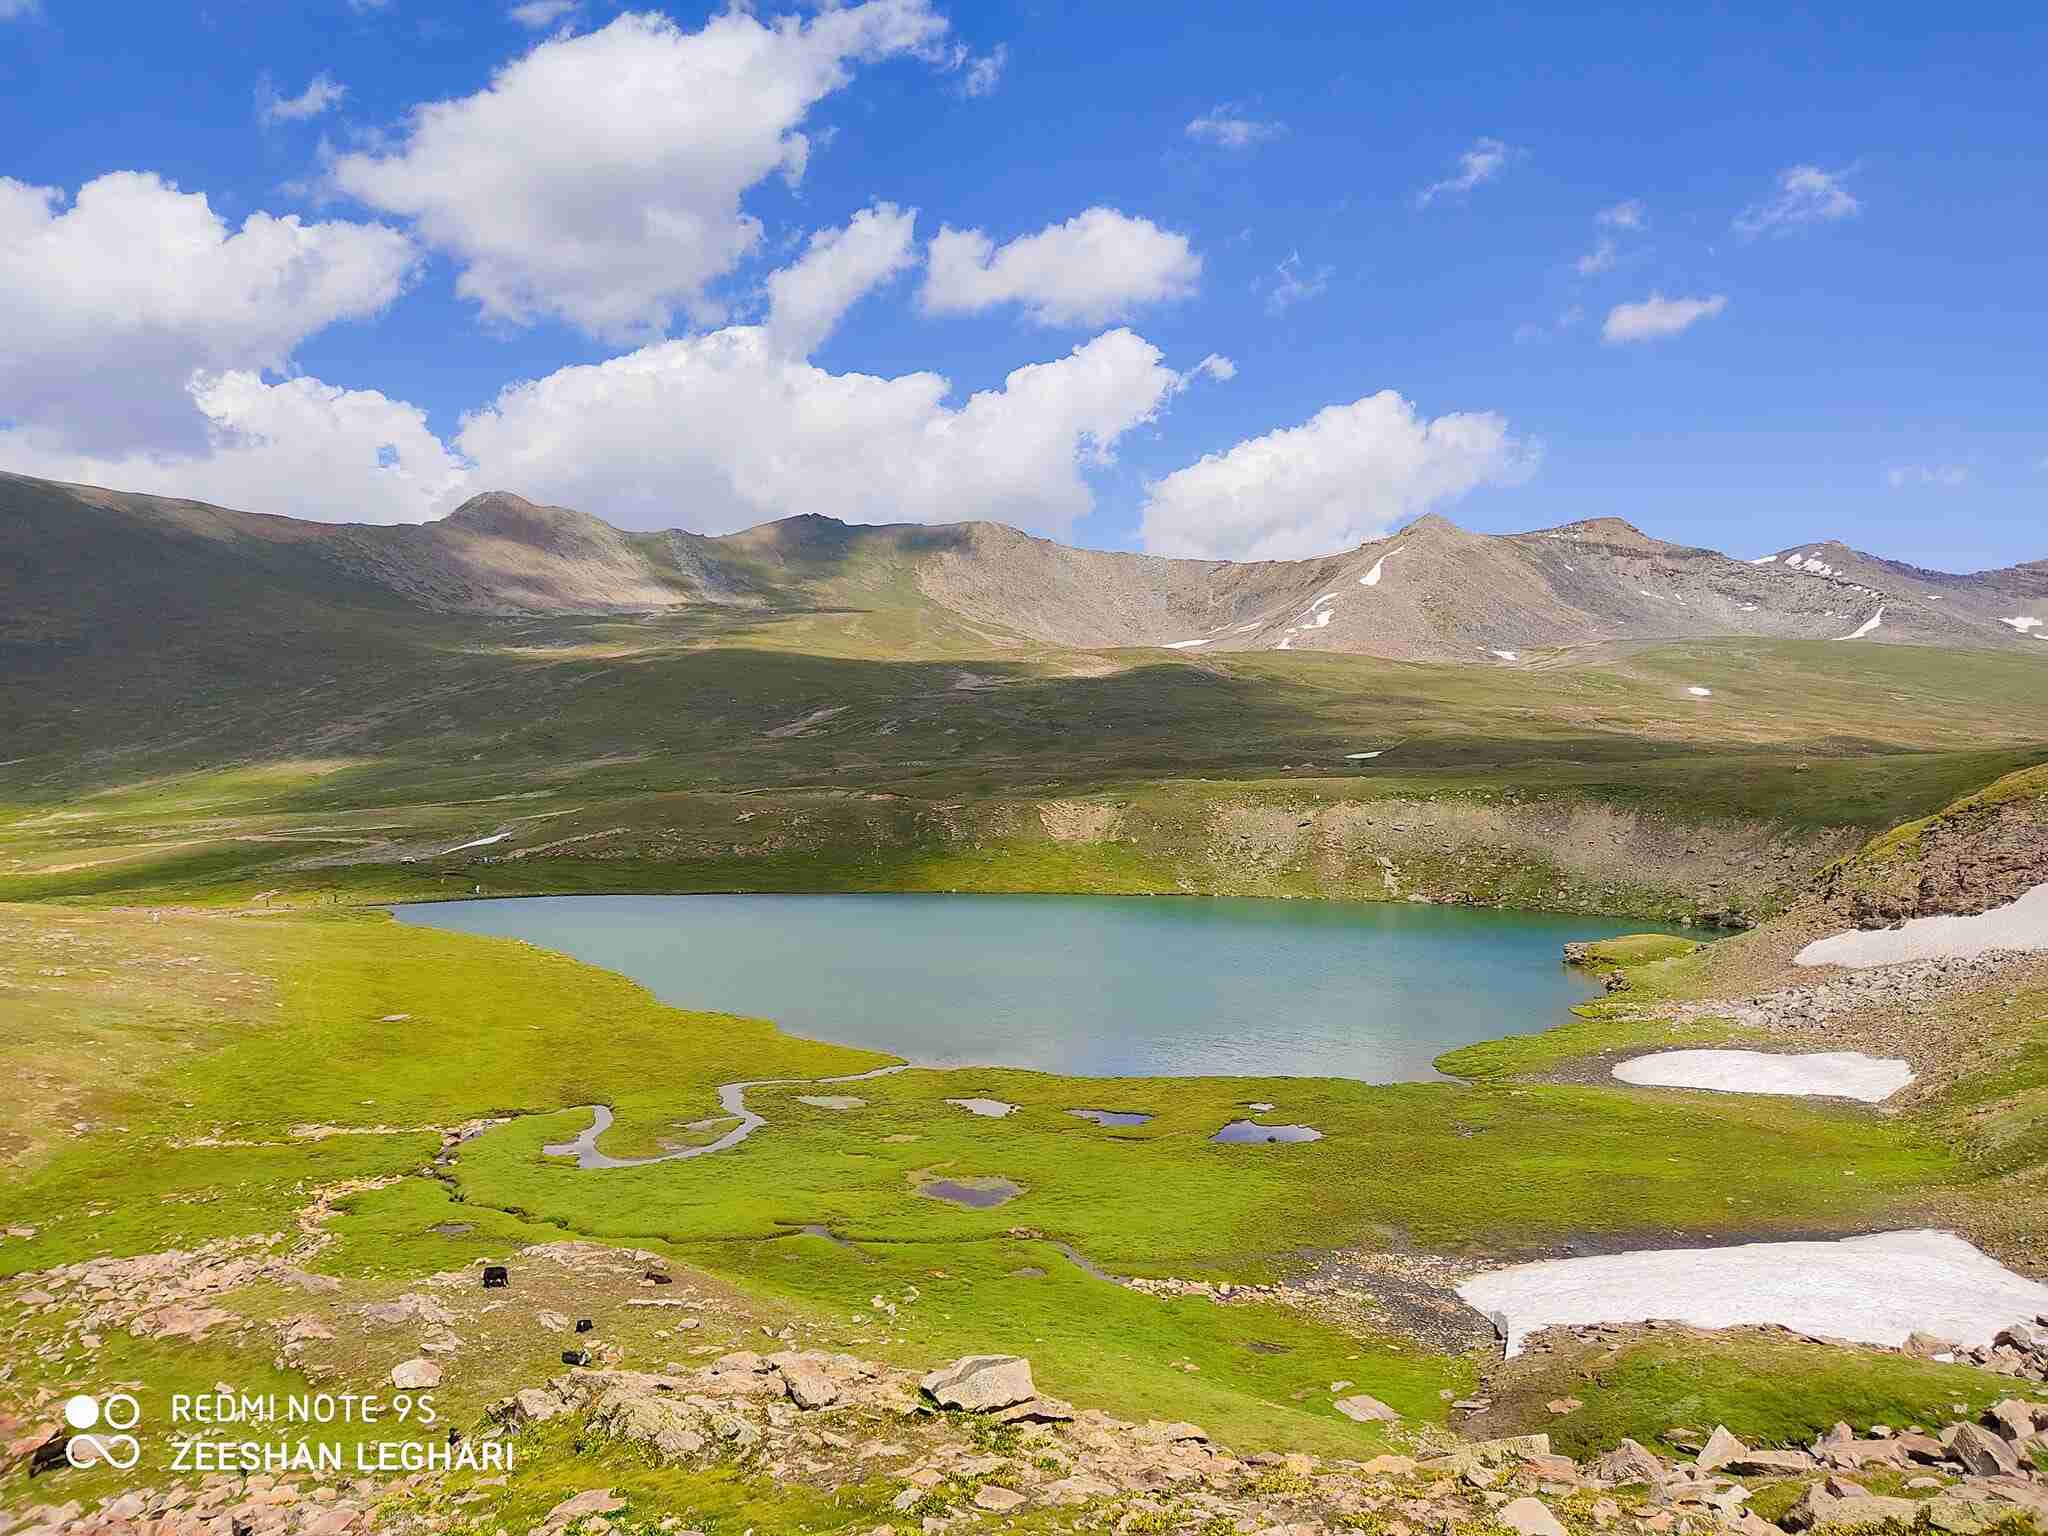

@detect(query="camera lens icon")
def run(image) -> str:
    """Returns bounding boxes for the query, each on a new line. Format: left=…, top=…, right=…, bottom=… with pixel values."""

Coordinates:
left=64, top=1394, right=141, bottom=1469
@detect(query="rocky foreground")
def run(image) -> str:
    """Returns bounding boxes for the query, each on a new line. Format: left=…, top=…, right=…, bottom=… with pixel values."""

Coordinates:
left=8, top=1341, right=2048, bottom=1536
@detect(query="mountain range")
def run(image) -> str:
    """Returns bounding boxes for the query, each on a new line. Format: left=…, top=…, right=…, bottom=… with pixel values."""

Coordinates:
left=5, top=469, right=2045, bottom=665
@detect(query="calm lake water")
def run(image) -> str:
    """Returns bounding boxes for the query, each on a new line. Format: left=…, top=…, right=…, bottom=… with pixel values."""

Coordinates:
left=393, top=893, right=1682, bottom=1082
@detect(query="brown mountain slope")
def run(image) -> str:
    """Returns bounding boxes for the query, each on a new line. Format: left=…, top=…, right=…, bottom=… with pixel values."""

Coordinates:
left=5, top=468, right=2045, bottom=665
left=1761, top=538, right=2048, bottom=649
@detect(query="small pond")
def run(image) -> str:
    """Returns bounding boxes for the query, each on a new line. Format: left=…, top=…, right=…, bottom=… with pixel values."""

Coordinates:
left=394, top=893, right=1688, bottom=1082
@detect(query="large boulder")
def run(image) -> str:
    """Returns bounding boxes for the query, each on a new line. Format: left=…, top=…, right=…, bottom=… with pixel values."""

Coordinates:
left=390, top=1358, right=442, bottom=1390
left=1948, top=1421, right=2021, bottom=1477
left=1334, top=1393, right=1401, bottom=1424
left=1783, top=1485, right=1918, bottom=1531
left=772, top=1355, right=840, bottom=1410
left=587, top=1384, right=705, bottom=1461
left=1696, top=1425, right=1746, bottom=1473
left=920, top=1355, right=1037, bottom=1412
left=1590, top=1438, right=1665, bottom=1485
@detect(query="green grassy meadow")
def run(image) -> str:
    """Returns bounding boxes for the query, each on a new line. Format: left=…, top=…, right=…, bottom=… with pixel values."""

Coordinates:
left=6, top=593, right=2048, bottom=1507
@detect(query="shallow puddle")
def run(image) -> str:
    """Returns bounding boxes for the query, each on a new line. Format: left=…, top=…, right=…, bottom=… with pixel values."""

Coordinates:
left=916, top=1177, right=1022, bottom=1208
left=796, top=1095, right=866, bottom=1110
left=1211, top=1120, right=1323, bottom=1144
left=1067, top=1108, right=1153, bottom=1126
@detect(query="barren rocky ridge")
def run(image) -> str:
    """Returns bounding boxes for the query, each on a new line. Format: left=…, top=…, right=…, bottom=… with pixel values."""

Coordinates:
left=7, top=471, right=2046, bottom=664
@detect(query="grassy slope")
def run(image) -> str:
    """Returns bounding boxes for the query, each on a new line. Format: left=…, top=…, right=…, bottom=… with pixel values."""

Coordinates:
left=1, top=898, right=2030, bottom=1484
left=5, top=613, right=2047, bottom=925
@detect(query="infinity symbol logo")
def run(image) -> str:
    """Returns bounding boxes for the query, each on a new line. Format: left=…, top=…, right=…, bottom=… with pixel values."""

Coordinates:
left=63, top=1394, right=142, bottom=1470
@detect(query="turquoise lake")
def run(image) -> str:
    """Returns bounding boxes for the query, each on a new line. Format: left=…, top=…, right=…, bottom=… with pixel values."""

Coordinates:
left=393, top=893, right=1684, bottom=1082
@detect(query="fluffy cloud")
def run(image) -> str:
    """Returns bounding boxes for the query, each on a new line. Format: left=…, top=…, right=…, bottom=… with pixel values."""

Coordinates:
left=0, top=171, right=415, bottom=456
left=1735, top=164, right=1859, bottom=237
left=258, top=73, right=347, bottom=124
left=1138, top=391, right=1535, bottom=560
left=1602, top=292, right=1727, bottom=343
left=0, top=371, right=467, bottom=524
left=921, top=207, right=1200, bottom=326
left=330, top=4, right=947, bottom=342
left=762, top=203, right=918, bottom=357
left=1596, top=199, right=1646, bottom=230
left=454, top=325, right=1195, bottom=535
left=1185, top=107, right=1282, bottom=149
left=1416, top=137, right=1513, bottom=207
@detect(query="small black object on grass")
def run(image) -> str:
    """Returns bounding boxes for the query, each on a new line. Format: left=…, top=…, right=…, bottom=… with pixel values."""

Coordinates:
left=481, top=1264, right=509, bottom=1288
left=645, top=1271, right=672, bottom=1285
left=562, top=1348, right=592, bottom=1367
left=27, top=1434, right=70, bottom=1476
left=575, top=1317, right=594, bottom=1332
left=447, top=1425, right=462, bottom=1446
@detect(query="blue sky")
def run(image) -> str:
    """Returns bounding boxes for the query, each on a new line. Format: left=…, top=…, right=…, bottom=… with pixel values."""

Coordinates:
left=2, top=1, right=2042, bottom=567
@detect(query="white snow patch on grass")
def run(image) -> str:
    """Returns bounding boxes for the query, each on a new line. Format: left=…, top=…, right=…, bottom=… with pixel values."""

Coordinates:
left=945, top=1097, right=1016, bottom=1118
left=1458, top=1229, right=2048, bottom=1357
left=1490, top=649, right=1518, bottom=662
left=1796, top=881, right=2048, bottom=968
left=1837, top=607, right=1884, bottom=640
left=1275, top=635, right=1294, bottom=651
left=2001, top=616, right=2043, bottom=633
left=1359, top=549, right=1399, bottom=587
left=1345, top=750, right=1387, bottom=760
left=1310, top=607, right=1334, bottom=628
left=444, top=831, right=511, bottom=853
left=1612, top=1049, right=1913, bottom=1103
left=1687, top=686, right=1713, bottom=697
left=1163, top=638, right=1211, bottom=649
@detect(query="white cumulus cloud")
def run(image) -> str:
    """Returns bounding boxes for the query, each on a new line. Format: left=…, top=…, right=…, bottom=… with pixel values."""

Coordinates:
left=329, top=3, right=947, bottom=342
left=258, top=73, right=347, bottom=124
left=456, top=326, right=1198, bottom=535
left=1735, top=164, right=1860, bottom=237
left=1138, top=390, right=1536, bottom=560
left=0, top=171, right=415, bottom=457
left=762, top=202, right=918, bottom=357
left=0, top=371, right=467, bottom=525
left=1602, top=291, right=1727, bottom=343
left=1417, top=137, right=1514, bottom=207
left=921, top=207, right=1200, bottom=326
